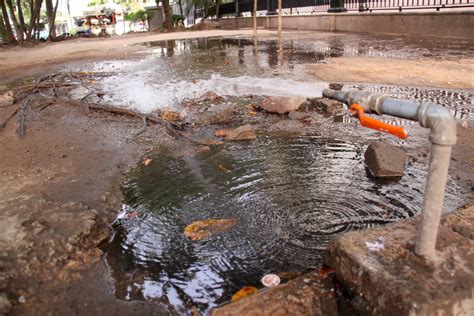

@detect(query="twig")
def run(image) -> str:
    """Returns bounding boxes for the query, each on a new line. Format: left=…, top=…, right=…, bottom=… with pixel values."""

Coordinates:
left=80, top=90, right=95, bottom=102
left=133, top=115, right=148, bottom=137
left=0, top=106, right=20, bottom=130
left=16, top=95, right=32, bottom=137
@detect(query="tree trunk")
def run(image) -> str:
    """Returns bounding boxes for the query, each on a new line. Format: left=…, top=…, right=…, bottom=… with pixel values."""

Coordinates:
left=277, top=0, right=282, bottom=37
left=0, top=13, right=9, bottom=42
left=178, top=0, right=183, bottom=16
left=252, top=0, right=257, bottom=37
left=17, top=0, right=25, bottom=40
left=5, top=0, right=21, bottom=42
left=0, top=0, right=16, bottom=43
left=27, top=0, right=42, bottom=41
left=216, top=0, right=220, bottom=18
left=162, top=0, right=172, bottom=31
left=46, top=0, right=59, bottom=39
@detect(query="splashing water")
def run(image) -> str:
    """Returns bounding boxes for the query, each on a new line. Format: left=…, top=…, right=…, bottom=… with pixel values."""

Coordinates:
left=98, top=71, right=325, bottom=114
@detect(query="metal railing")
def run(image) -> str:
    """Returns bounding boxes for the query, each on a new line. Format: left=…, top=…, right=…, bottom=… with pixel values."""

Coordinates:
left=218, top=0, right=472, bottom=15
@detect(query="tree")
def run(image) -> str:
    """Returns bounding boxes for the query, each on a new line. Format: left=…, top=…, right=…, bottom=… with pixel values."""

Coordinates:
left=177, top=0, right=183, bottom=16
left=16, top=0, right=26, bottom=41
left=26, top=0, right=43, bottom=41
left=0, top=13, right=9, bottom=42
left=0, top=0, right=16, bottom=43
left=6, top=0, right=22, bottom=42
left=45, top=0, right=59, bottom=39
left=252, top=0, right=256, bottom=37
left=156, top=0, right=172, bottom=31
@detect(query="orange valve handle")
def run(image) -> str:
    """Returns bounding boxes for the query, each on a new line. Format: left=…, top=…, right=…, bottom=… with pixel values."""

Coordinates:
left=350, top=104, right=408, bottom=139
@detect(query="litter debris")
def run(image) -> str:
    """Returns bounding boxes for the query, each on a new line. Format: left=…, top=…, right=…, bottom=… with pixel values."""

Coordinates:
left=261, top=274, right=281, bottom=287
left=231, top=287, right=258, bottom=302
left=365, top=237, right=385, bottom=252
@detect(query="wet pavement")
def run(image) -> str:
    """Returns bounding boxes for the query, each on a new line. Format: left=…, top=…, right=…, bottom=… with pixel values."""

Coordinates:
left=65, top=33, right=473, bottom=315
left=75, top=36, right=472, bottom=119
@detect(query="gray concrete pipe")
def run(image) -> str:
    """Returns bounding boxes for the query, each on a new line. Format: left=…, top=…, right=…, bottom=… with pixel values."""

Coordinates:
left=322, top=88, right=457, bottom=260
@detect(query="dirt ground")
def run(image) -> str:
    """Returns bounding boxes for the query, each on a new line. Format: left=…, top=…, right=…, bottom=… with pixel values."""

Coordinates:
left=310, top=57, right=474, bottom=89
left=0, top=29, right=273, bottom=84
left=0, top=30, right=473, bottom=315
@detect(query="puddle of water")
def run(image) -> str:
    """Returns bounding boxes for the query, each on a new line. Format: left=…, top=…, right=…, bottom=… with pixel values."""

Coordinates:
left=81, top=37, right=472, bottom=119
left=104, top=135, right=463, bottom=314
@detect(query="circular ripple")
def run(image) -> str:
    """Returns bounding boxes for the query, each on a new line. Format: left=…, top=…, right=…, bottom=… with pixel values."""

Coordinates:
left=105, top=135, right=463, bottom=313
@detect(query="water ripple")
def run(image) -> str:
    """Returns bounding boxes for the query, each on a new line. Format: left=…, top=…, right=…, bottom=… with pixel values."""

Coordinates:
left=105, top=135, right=463, bottom=314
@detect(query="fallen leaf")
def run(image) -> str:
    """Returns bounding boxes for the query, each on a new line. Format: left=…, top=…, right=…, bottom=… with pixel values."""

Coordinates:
left=249, top=111, right=257, bottom=116
left=231, top=286, right=258, bottom=302
left=277, top=271, right=303, bottom=280
left=161, top=110, right=181, bottom=122
left=184, top=219, right=238, bottom=241
left=126, top=212, right=142, bottom=218
left=319, top=266, right=335, bottom=279
left=143, top=158, right=152, bottom=166
left=218, top=164, right=230, bottom=172
left=215, top=128, right=232, bottom=137
left=197, top=139, right=224, bottom=146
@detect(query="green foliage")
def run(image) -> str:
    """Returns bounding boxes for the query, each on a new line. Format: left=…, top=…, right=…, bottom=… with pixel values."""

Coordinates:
left=172, top=14, right=184, bottom=24
left=88, top=0, right=107, bottom=6
left=125, top=9, right=149, bottom=23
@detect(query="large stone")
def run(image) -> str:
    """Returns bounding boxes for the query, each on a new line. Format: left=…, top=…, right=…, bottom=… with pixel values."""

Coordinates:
left=226, top=125, right=256, bottom=141
left=442, top=206, right=474, bottom=240
left=364, top=142, right=406, bottom=178
left=193, top=104, right=236, bottom=125
left=261, top=96, right=307, bottom=114
left=324, top=208, right=474, bottom=315
left=211, top=271, right=337, bottom=316
left=0, top=91, right=14, bottom=107
left=306, top=98, right=345, bottom=116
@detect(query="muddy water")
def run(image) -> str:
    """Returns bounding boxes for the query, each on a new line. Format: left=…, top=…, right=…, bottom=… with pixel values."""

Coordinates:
left=104, top=136, right=463, bottom=314
left=87, top=37, right=472, bottom=119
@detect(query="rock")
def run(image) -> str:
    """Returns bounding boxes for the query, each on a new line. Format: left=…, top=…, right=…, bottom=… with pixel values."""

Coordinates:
left=307, top=98, right=344, bottom=116
left=211, top=271, right=337, bottom=316
left=0, top=91, right=14, bottom=107
left=193, top=104, right=236, bottom=125
left=261, top=96, right=307, bottom=114
left=196, top=91, right=224, bottom=103
left=288, top=111, right=313, bottom=124
left=324, top=207, right=474, bottom=315
left=442, top=206, right=474, bottom=240
left=0, top=292, right=12, bottom=314
left=364, top=142, right=406, bottom=178
left=226, top=125, right=256, bottom=141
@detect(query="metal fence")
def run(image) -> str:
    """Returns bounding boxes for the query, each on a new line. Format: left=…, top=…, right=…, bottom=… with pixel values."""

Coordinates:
left=219, top=0, right=472, bottom=16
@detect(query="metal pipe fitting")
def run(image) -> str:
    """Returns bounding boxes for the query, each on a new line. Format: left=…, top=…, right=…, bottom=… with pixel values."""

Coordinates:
left=323, top=88, right=457, bottom=260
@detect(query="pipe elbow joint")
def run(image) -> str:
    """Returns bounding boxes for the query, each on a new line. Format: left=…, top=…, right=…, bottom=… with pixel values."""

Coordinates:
left=418, top=103, right=457, bottom=146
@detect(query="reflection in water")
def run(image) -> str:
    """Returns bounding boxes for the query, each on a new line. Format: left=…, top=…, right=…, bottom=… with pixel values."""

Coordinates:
left=86, top=37, right=472, bottom=119
left=104, top=136, right=462, bottom=314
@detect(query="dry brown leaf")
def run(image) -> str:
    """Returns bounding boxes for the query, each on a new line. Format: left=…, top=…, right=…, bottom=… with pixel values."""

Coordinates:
left=143, top=158, right=152, bottom=166
left=215, top=128, right=233, bottom=137
left=184, top=219, right=238, bottom=241
left=218, top=164, right=230, bottom=173
left=231, top=287, right=258, bottom=302
left=161, top=110, right=181, bottom=122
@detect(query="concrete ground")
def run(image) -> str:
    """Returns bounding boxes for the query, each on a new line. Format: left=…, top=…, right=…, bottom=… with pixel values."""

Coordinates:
left=0, top=28, right=473, bottom=315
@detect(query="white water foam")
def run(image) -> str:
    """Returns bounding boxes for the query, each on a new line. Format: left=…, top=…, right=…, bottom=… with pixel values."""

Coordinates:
left=98, top=72, right=326, bottom=114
